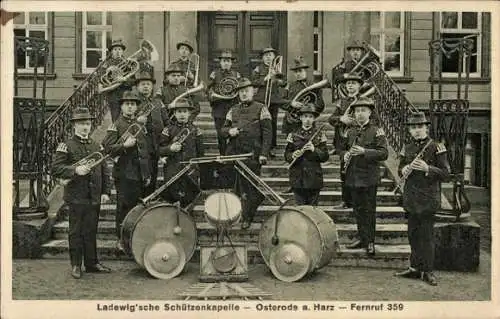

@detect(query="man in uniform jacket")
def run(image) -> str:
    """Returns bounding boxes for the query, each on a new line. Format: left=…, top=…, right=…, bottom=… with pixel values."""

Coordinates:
left=102, top=91, right=151, bottom=252
left=251, top=47, right=287, bottom=157
left=52, top=107, right=112, bottom=279
left=167, top=40, right=196, bottom=87
left=284, top=103, right=329, bottom=205
left=339, top=97, right=388, bottom=255
left=328, top=74, right=364, bottom=209
left=282, top=56, right=325, bottom=136
left=395, top=112, right=450, bottom=286
left=158, top=98, right=204, bottom=209
left=98, top=39, right=133, bottom=122
left=207, top=50, right=241, bottom=155
left=221, top=77, right=273, bottom=229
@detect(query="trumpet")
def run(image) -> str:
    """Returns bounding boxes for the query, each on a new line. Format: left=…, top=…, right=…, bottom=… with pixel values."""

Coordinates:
left=209, top=76, right=239, bottom=100
left=99, top=40, right=159, bottom=93
left=264, top=55, right=283, bottom=108
left=185, top=53, right=200, bottom=87
left=159, top=127, right=191, bottom=163
left=287, top=124, right=327, bottom=169
left=393, top=139, right=433, bottom=193
left=58, top=151, right=109, bottom=186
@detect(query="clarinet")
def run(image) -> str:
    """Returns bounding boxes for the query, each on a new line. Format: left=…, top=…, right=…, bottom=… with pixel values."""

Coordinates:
left=393, top=139, right=433, bottom=193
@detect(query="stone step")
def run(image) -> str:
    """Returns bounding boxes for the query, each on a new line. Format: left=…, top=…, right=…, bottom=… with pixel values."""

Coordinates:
left=41, top=239, right=410, bottom=269
left=52, top=220, right=409, bottom=245
left=97, top=205, right=407, bottom=224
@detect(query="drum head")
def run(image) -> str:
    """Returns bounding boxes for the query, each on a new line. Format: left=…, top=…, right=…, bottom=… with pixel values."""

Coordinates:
left=204, top=192, right=242, bottom=227
left=269, top=242, right=310, bottom=282
left=143, top=240, right=186, bottom=280
left=211, top=247, right=238, bottom=273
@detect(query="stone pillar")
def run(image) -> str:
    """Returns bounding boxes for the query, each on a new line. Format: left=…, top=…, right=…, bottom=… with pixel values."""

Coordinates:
left=143, top=12, right=165, bottom=83
left=287, top=12, right=314, bottom=83
left=112, top=12, right=140, bottom=55
left=168, top=12, right=197, bottom=65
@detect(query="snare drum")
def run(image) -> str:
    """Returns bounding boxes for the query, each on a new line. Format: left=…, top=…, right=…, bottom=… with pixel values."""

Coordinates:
left=204, top=192, right=242, bottom=228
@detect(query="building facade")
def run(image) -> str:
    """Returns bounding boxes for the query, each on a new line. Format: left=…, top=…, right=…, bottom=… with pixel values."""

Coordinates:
left=14, top=11, right=491, bottom=187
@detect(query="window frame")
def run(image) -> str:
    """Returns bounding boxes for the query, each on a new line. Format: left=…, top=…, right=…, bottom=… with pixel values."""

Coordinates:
left=313, top=11, right=323, bottom=75
left=76, top=12, right=112, bottom=75
left=13, top=12, right=54, bottom=75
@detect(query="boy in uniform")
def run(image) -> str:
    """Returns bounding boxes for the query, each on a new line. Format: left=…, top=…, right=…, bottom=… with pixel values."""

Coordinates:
left=221, top=77, right=272, bottom=229
left=284, top=103, right=329, bottom=205
left=102, top=91, right=151, bottom=252
left=158, top=98, right=204, bottom=209
left=52, top=107, right=112, bottom=279
left=394, top=112, right=451, bottom=286
left=338, top=97, right=388, bottom=255
left=207, top=50, right=241, bottom=155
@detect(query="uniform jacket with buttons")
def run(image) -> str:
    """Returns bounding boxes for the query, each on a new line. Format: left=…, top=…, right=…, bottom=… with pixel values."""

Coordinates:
left=138, top=94, right=169, bottom=156
left=101, top=115, right=151, bottom=182
left=207, top=68, right=241, bottom=119
left=284, top=126, right=329, bottom=189
left=339, top=120, right=389, bottom=187
left=155, top=84, right=200, bottom=121
left=251, top=62, right=287, bottom=104
left=221, top=101, right=273, bottom=159
left=398, top=137, right=451, bottom=214
left=51, top=135, right=112, bottom=205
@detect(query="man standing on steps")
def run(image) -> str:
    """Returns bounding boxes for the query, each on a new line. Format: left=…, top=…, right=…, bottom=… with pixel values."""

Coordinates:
left=51, top=107, right=112, bottom=279
left=395, top=112, right=450, bottom=286
left=221, top=77, right=272, bottom=229
left=338, top=97, right=388, bottom=256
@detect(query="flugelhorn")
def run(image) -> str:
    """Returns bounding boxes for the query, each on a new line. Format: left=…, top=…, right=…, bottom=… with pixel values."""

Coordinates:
left=185, top=53, right=200, bottom=87
left=209, top=76, right=239, bottom=100
left=287, top=124, right=327, bottom=169
left=159, top=127, right=191, bottom=164
left=112, top=123, right=147, bottom=163
left=100, top=40, right=159, bottom=93
left=264, top=55, right=283, bottom=108
left=58, top=151, right=109, bottom=186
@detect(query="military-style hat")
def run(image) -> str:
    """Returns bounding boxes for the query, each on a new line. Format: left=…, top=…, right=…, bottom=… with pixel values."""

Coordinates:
left=218, top=50, right=236, bottom=60
left=164, top=64, right=183, bottom=75
left=261, top=47, right=278, bottom=56
left=298, top=103, right=320, bottom=117
left=235, top=77, right=254, bottom=91
left=406, top=112, right=431, bottom=125
left=346, top=40, right=364, bottom=50
left=176, top=40, right=194, bottom=52
left=119, top=90, right=141, bottom=104
left=290, top=56, right=309, bottom=71
left=169, top=98, right=194, bottom=111
left=109, top=39, right=126, bottom=51
left=135, top=71, right=156, bottom=84
left=350, top=96, right=376, bottom=110
left=340, top=74, right=364, bottom=84
left=70, top=107, right=95, bottom=122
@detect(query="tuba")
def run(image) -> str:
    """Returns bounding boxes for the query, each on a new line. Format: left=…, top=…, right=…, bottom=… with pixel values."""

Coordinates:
left=285, top=79, right=330, bottom=123
left=209, top=76, right=239, bottom=101
left=169, top=82, right=206, bottom=109
left=100, top=40, right=159, bottom=93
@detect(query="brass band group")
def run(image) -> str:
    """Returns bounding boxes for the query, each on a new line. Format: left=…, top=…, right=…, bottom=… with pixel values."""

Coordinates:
left=51, top=37, right=451, bottom=286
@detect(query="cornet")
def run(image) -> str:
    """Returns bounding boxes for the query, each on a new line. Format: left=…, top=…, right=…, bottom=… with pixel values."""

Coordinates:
left=58, top=152, right=109, bottom=186
left=264, top=55, right=283, bottom=108
left=185, top=53, right=200, bottom=87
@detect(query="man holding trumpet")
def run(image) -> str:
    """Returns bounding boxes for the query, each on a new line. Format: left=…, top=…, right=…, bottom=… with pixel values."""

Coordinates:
left=52, top=107, right=112, bottom=279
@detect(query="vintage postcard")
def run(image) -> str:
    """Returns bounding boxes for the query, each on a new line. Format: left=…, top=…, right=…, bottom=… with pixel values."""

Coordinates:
left=1, top=1, right=498, bottom=318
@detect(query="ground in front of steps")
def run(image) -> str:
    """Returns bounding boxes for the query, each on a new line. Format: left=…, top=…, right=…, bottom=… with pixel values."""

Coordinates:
left=12, top=251, right=490, bottom=301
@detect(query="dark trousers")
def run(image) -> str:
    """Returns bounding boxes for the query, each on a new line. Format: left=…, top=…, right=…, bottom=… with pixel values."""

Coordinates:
left=339, top=157, right=352, bottom=206
left=234, top=160, right=265, bottom=222
left=68, top=203, right=99, bottom=268
left=144, top=155, right=159, bottom=196
left=408, top=212, right=435, bottom=272
left=108, top=99, right=121, bottom=123
left=293, top=188, right=320, bottom=206
left=269, top=103, right=279, bottom=148
left=213, top=117, right=227, bottom=155
left=115, top=178, right=144, bottom=238
left=350, top=185, right=377, bottom=244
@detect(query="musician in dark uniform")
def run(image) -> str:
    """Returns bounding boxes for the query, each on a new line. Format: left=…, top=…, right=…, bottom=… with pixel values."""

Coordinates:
left=331, top=40, right=365, bottom=88
left=282, top=56, right=325, bottom=136
left=98, top=39, right=133, bottom=123
left=168, top=40, right=196, bottom=87
left=158, top=98, right=204, bottom=209
left=395, top=112, right=451, bottom=286
left=156, top=64, right=200, bottom=121
left=52, top=107, right=112, bottom=279
left=338, top=97, right=388, bottom=255
left=328, top=74, right=364, bottom=209
left=221, top=77, right=273, bottom=229
left=102, top=91, right=151, bottom=252
left=284, top=103, right=329, bottom=205
left=207, top=50, right=241, bottom=155
left=251, top=47, right=287, bottom=158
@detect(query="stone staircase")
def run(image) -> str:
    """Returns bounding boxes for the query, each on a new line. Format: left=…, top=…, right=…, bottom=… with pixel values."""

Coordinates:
left=42, top=102, right=412, bottom=269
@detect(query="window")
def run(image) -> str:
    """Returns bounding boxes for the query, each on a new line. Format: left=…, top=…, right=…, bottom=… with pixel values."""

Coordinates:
left=81, top=12, right=112, bottom=73
left=313, top=11, right=323, bottom=74
left=439, top=12, right=481, bottom=77
left=370, top=12, right=406, bottom=77
left=13, top=12, right=49, bottom=73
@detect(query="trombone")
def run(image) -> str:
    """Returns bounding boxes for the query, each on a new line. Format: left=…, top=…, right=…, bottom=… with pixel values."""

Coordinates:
left=264, top=55, right=283, bottom=108
left=185, top=53, right=200, bottom=87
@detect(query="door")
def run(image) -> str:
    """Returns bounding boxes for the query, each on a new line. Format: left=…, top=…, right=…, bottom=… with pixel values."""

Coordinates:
left=204, top=11, right=286, bottom=77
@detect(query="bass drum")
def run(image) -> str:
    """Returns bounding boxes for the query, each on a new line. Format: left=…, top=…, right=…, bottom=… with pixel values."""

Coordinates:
left=121, top=202, right=197, bottom=279
left=258, top=205, right=339, bottom=282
